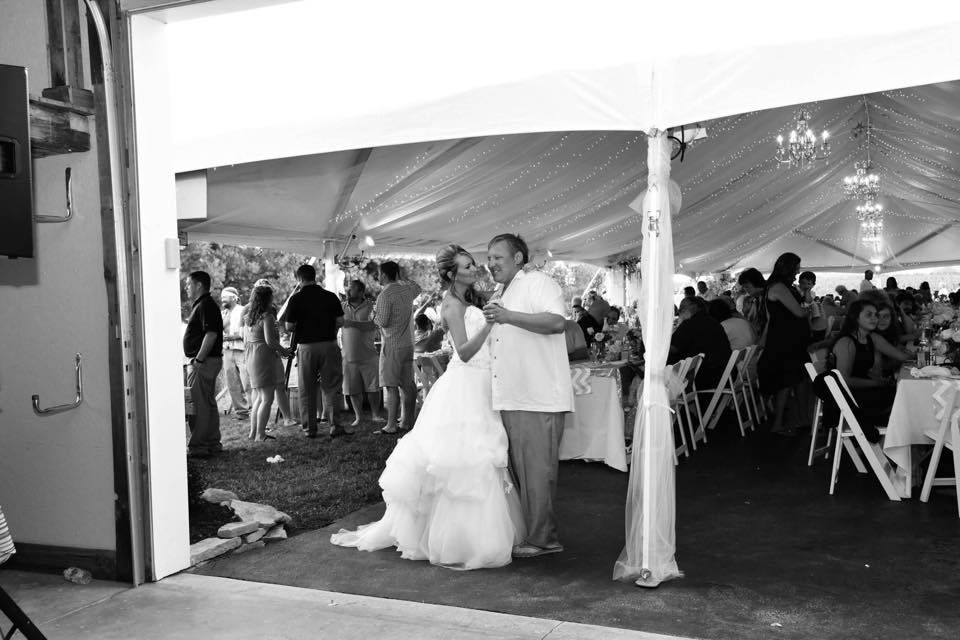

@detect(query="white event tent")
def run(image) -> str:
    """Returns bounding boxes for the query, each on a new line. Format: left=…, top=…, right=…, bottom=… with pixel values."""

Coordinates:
left=161, top=0, right=960, bottom=586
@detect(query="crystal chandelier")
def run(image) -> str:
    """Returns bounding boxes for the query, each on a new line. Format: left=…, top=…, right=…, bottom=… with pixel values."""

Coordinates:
left=842, top=161, right=880, bottom=200
left=774, top=107, right=830, bottom=168
left=857, top=199, right=884, bottom=251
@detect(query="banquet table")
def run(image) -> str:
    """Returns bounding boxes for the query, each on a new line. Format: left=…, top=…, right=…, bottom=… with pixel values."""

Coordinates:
left=884, top=366, right=960, bottom=496
left=560, top=360, right=628, bottom=472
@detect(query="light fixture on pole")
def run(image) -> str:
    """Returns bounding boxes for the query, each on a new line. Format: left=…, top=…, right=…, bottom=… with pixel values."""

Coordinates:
left=842, top=161, right=880, bottom=200
left=774, top=107, right=830, bottom=168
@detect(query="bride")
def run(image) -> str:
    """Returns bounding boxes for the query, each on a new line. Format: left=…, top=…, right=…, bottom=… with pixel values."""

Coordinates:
left=330, top=244, right=525, bottom=569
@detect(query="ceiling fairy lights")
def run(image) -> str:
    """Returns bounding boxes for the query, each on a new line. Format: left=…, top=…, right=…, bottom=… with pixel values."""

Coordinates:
left=774, top=106, right=830, bottom=168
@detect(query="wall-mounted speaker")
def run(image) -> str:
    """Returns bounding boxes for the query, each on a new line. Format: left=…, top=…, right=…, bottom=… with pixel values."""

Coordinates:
left=0, top=64, right=34, bottom=259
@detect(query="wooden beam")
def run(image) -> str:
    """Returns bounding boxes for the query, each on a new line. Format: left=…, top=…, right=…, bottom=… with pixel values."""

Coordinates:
left=29, top=95, right=93, bottom=158
left=45, top=0, right=67, bottom=87
left=42, top=0, right=95, bottom=111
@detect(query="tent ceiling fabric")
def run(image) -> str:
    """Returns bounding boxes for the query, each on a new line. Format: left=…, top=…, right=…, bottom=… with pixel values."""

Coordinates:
left=180, top=82, right=960, bottom=272
left=163, top=1, right=960, bottom=171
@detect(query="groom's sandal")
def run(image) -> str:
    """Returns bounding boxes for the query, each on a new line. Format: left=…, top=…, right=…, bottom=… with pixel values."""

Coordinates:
left=512, top=544, right=564, bottom=558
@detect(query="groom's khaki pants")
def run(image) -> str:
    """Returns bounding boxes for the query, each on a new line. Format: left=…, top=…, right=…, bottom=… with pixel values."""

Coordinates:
left=501, top=410, right=565, bottom=549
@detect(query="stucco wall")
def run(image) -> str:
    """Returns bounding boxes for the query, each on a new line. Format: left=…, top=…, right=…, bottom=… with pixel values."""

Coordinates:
left=0, top=0, right=116, bottom=552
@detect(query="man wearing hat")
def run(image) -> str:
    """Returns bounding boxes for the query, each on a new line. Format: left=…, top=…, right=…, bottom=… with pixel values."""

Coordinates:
left=221, top=285, right=250, bottom=417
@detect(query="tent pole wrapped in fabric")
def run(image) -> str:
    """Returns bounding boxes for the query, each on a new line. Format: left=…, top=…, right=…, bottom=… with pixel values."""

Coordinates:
left=614, top=134, right=682, bottom=587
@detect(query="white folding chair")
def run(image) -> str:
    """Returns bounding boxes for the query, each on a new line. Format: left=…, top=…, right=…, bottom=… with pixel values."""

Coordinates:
left=739, top=345, right=763, bottom=425
left=822, top=370, right=901, bottom=500
left=805, top=359, right=834, bottom=466
left=745, top=345, right=768, bottom=421
left=669, top=358, right=692, bottom=461
left=698, top=349, right=753, bottom=437
left=679, top=353, right=705, bottom=447
left=920, top=383, right=960, bottom=516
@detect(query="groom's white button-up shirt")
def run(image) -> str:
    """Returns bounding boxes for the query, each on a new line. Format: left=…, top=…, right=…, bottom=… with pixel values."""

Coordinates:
left=490, top=269, right=574, bottom=413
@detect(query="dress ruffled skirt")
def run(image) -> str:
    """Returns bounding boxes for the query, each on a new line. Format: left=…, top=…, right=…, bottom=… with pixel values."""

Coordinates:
left=331, top=361, right=525, bottom=570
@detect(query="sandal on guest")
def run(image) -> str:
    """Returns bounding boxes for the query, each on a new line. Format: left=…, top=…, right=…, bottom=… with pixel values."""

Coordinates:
left=373, top=427, right=399, bottom=435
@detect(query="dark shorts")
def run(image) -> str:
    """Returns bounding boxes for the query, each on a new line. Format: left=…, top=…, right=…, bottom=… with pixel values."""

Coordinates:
left=379, top=344, right=415, bottom=388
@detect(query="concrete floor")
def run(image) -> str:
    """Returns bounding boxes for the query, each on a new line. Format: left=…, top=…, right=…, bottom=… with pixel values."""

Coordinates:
left=192, top=424, right=960, bottom=640
left=0, top=570, right=685, bottom=639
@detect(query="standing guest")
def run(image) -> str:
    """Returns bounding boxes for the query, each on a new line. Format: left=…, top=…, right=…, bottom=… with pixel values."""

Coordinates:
left=220, top=286, right=250, bottom=418
left=374, top=261, right=422, bottom=434
left=669, top=297, right=732, bottom=388
left=697, top=280, right=716, bottom=301
left=798, top=271, right=826, bottom=342
left=484, top=233, right=573, bottom=558
left=243, top=283, right=291, bottom=441
left=707, top=298, right=756, bottom=351
left=919, top=281, right=933, bottom=305
left=758, top=253, right=811, bottom=435
left=183, top=271, right=224, bottom=458
left=284, top=264, right=347, bottom=439
left=859, top=269, right=877, bottom=293
left=736, top=267, right=767, bottom=339
left=252, top=278, right=297, bottom=427
left=341, top=280, right=383, bottom=427
left=683, top=286, right=697, bottom=299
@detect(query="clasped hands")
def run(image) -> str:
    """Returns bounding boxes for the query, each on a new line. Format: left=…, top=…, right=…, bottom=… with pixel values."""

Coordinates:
left=482, top=301, right=511, bottom=324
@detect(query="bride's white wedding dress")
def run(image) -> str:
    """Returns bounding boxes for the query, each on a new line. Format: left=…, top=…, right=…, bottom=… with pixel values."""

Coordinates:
left=330, top=305, right=525, bottom=570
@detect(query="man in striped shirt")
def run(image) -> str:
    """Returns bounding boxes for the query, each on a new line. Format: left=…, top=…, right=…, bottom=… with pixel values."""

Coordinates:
left=374, top=261, right=421, bottom=433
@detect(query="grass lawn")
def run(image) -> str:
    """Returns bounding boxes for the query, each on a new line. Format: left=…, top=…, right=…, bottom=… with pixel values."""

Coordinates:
left=187, top=405, right=398, bottom=543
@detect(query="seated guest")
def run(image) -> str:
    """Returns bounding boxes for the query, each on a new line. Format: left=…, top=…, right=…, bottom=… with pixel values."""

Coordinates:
left=577, top=293, right=609, bottom=343
left=875, top=302, right=906, bottom=374
left=736, top=267, right=767, bottom=339
left=893, top=292, right=919, bottom=343
left=570, top=296, right=585, bottom=321
left=604, top=306, right=622, bottom=331
left=820, top=294, right=842, bottom=334
left=884, top=276, right=900, bottom=297
left=668, top=296, right=732, bottom=389
left=683, top=286, right=697, bottom=300
left=697, top=280, right=716, bottom=301
left=413, top=314, right=445, bottom=354
left=564, top=319, right=589, bottom=361
left=707, top=298, right=756, bottom=351
left=577, top=305, right=602, bottom=343
left=798, top=271, right=827, bottom=342
left=830, top=299, right=909, bottom=425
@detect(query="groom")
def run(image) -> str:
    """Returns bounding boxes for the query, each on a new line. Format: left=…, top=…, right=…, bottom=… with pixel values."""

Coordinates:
left=484, top=234, right=574, bottom=558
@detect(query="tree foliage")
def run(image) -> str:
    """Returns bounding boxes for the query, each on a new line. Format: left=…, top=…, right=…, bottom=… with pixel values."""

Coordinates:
left=179, top=241, right=601, bottom=318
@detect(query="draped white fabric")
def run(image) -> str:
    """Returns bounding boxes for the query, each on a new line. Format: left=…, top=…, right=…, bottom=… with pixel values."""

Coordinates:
left=179, top=82, right=960, bottom=271
left=613, top=134, right=681, bottom=587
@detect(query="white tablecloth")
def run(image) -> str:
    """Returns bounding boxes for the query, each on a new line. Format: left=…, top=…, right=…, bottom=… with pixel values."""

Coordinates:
left=884, top=373, right=960, bottom=495
left=560, top=366, right=628, bottom=472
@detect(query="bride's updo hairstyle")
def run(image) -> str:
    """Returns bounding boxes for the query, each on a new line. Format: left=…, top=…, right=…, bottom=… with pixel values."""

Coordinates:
left=436, top=244, right=483, bottom=309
